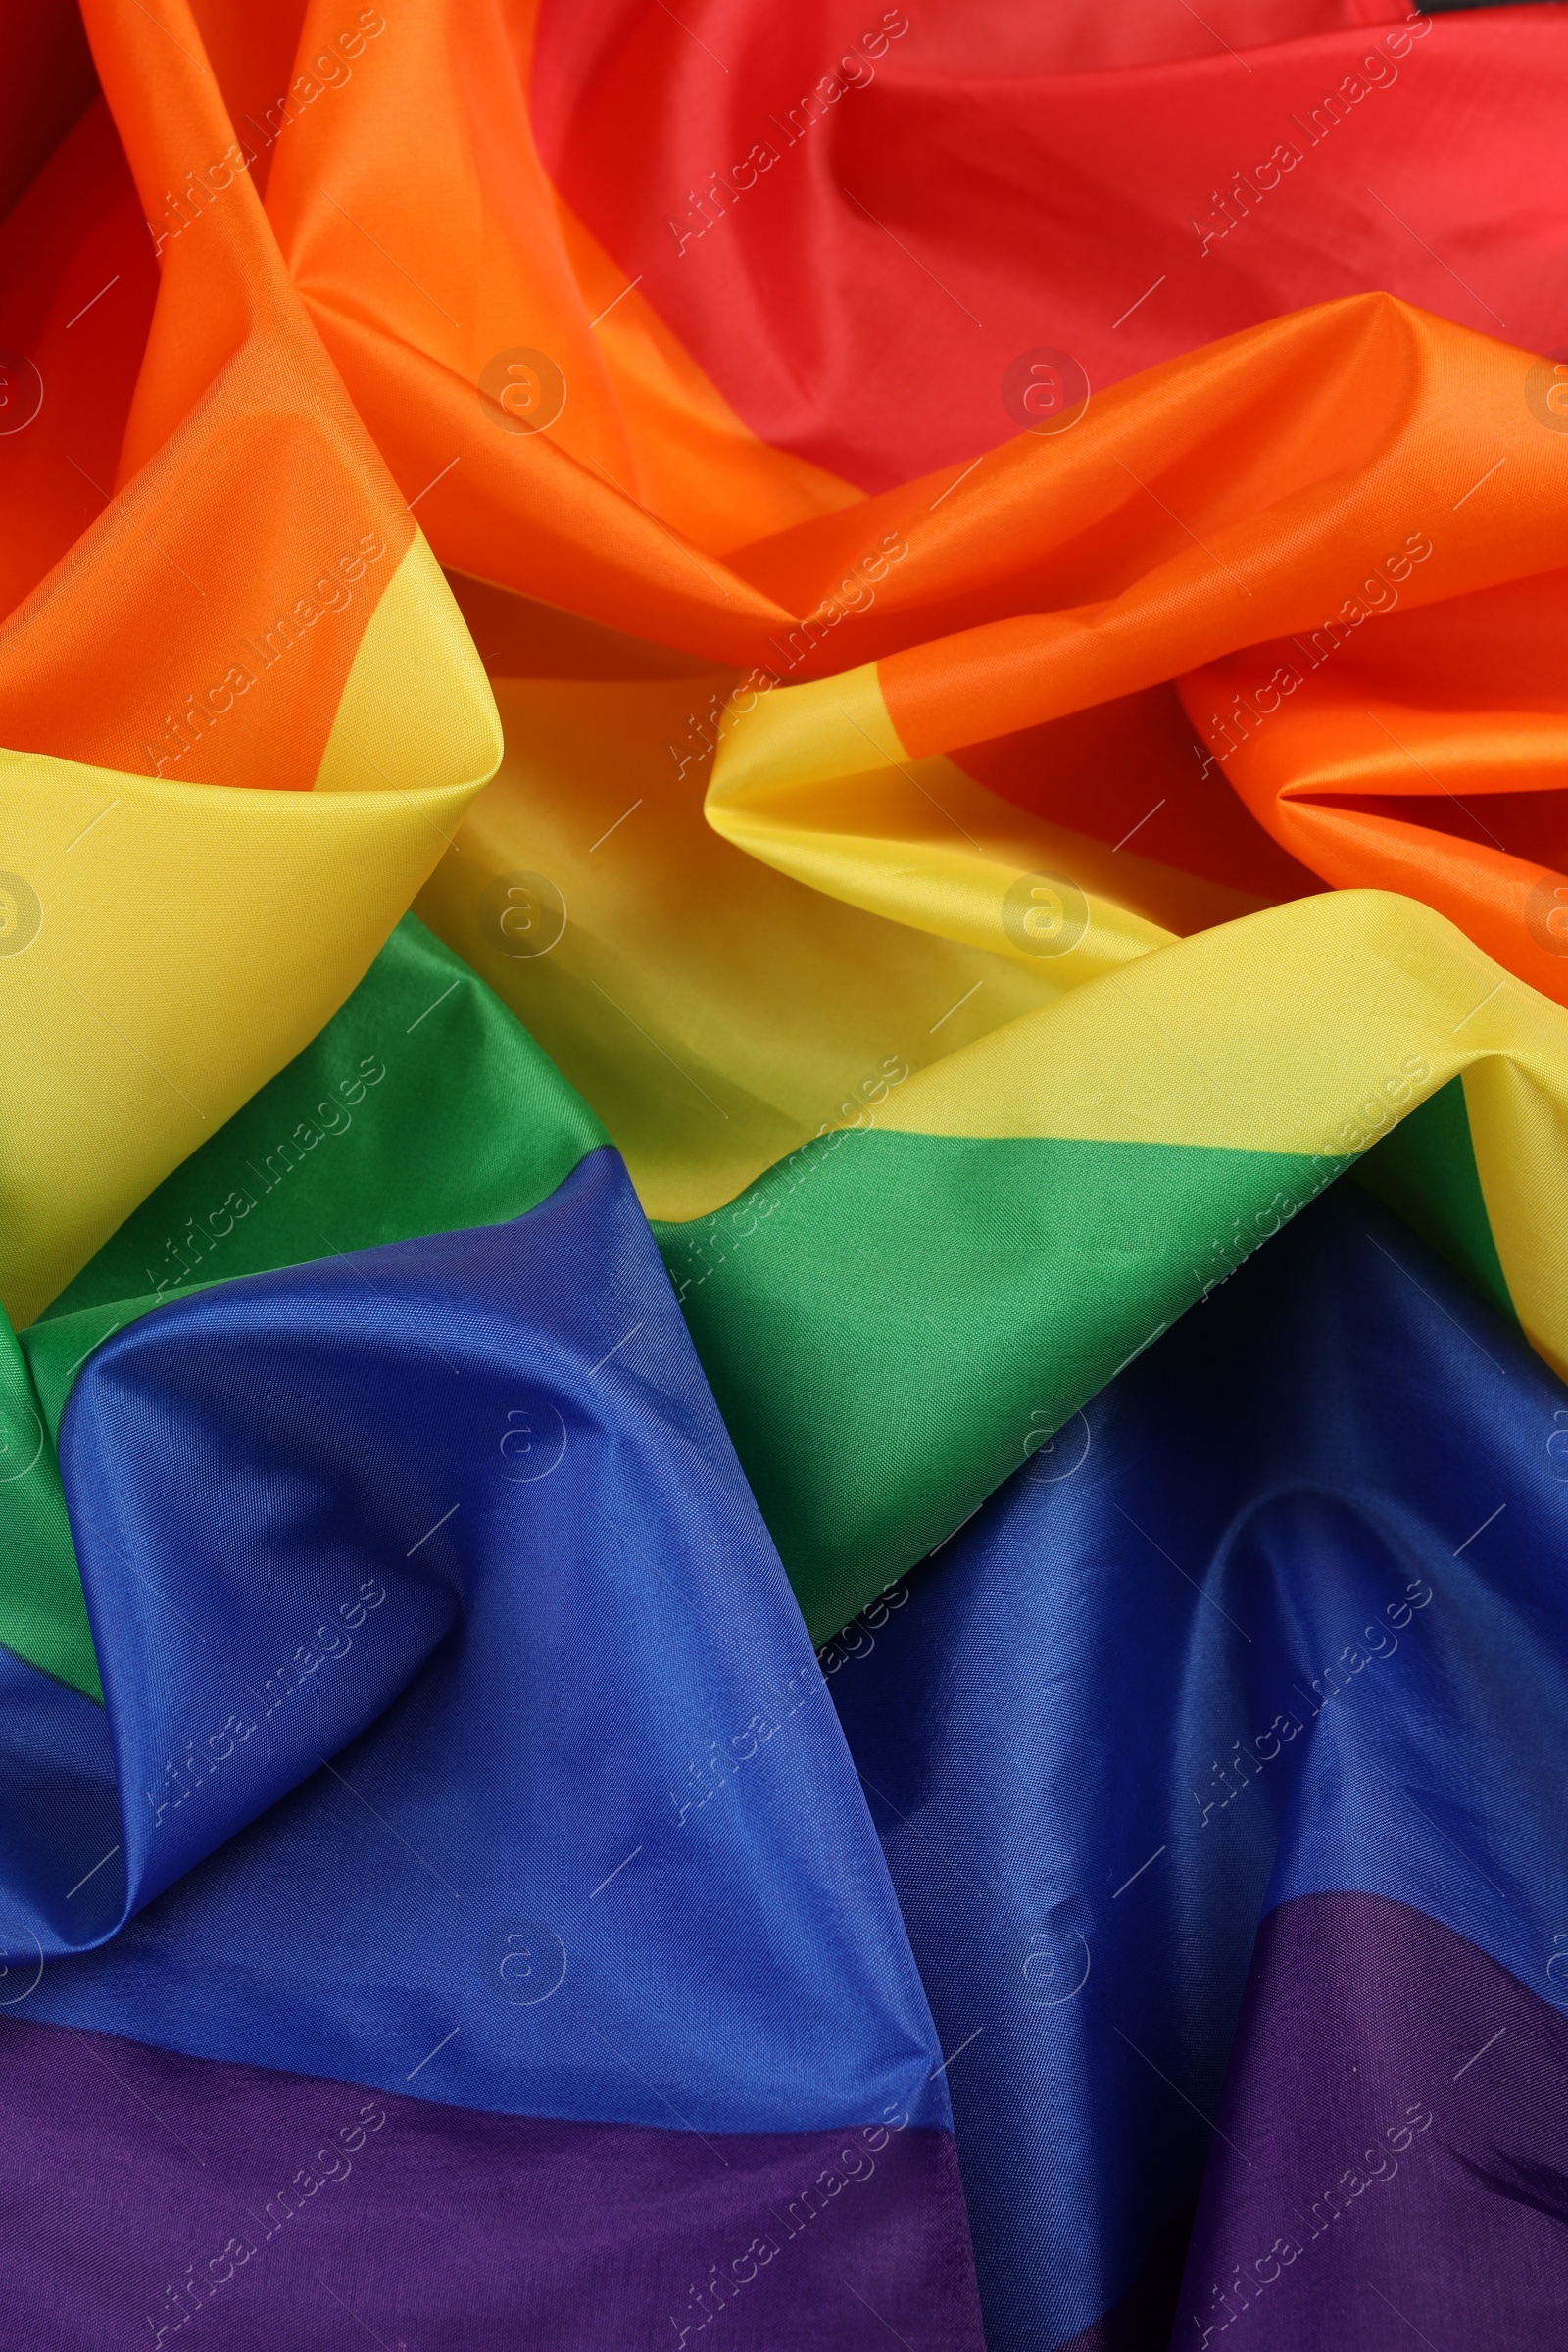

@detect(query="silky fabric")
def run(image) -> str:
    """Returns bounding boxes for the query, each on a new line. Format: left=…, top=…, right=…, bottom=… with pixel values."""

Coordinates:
left=1, top=2023, right=981, bottom=2350
left=1, top=5, right=1566, bottom=2343
left=21, top=884, right=1568, bottom=1669
left=1, top=914, right=606, bottom=1703
left=831, top=1176, right=1568, bottom=2349
left=1178, top=1892, right=1568, bottom=2350
left=24, top=1151, right=949, bottom=2136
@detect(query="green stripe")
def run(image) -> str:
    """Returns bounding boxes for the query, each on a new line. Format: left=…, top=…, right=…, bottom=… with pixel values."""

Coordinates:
left=0, top=1318, right=90, bottom=1696
left=1353, top=1073, right=1515, bottom=1326
left=42, top=915, right=606, bottom=1330
left=656, top=1129, right=1329, bottom=1642
left=4, top=917, right=607, bottom=1700
left=4, top=915, right=1397, bottom=1690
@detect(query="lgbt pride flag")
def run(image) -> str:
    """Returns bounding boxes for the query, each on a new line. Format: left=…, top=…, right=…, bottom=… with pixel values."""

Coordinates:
left=2, top=2, right=1568, bottom=2345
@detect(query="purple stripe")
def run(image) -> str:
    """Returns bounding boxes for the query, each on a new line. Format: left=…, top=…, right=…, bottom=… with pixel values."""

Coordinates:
left=1176, top=1892, right=1568, bottom=2351
left=0, top=2017, right=984, bottom=2349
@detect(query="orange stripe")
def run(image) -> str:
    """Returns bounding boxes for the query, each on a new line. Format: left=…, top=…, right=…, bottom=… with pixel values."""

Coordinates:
left=871, top=302, right=1564, bottom=759
left=0, top=0, right=416, bottom=790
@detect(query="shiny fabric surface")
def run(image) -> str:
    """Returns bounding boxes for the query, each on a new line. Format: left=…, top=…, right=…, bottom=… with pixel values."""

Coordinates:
left=2, top=1, right=1565, bottom=2342
left=832, top=1176, right=1568, bottom=2346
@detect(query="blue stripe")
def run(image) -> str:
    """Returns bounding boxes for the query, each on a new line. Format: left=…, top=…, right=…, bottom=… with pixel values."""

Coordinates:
left=830, top=1181, right=1568, bottom=2351
left=10, top=1149, right=947, bottom=2136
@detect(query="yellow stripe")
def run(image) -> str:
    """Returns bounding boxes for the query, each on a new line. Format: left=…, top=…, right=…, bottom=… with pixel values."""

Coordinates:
left=415, top=676, right=1075, bottom=1221
left=707, top=667, right=1267, bottom=974
left=874, top=887, right=1568, bottom=1372
left=711, top=742, right=1277, bottom=958
left=878, top=890, right=1550, bottom=1147
left=315, top=531, right=502, bottom=794
left=1464, top=1056, right=1568, bottom=1383
left=710, top=662, right=898, bottom=792
left=0, top=538, right=500, bottom=1327
left=395, top=644, right=1568, bottom=1394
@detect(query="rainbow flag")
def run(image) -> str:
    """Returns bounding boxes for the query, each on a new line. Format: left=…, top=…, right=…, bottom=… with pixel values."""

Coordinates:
left=2, top=2, right=1567, bottom=2344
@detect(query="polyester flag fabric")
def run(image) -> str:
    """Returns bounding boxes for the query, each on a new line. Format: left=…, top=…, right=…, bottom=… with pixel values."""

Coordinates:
left=2, top=1, right=1567, bottom=2346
